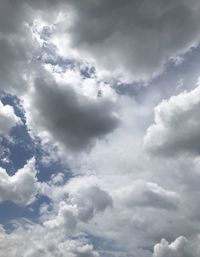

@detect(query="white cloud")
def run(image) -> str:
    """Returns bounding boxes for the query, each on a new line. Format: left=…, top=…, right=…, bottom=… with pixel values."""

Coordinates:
left=153, top=236, right=200, bottom=257
left=144, top=85, right=200, bottom=156
left=0, top=101, right=21, bottom=136
left=68, top=243, right=100, bottom=257
left=0, top=158, right=38, bottom=205
left=43, top=184, right=113, bottom=232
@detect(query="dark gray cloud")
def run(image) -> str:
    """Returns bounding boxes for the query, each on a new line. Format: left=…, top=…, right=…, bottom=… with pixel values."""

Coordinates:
left=58, top=0, right=200, bottom=81
left=11, top=0, right=200, bottom=82
left=25, top=76, right=119, bottom=151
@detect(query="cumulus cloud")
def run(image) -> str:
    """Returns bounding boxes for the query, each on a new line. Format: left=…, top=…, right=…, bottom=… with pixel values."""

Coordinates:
left=44, top=185, right=113, bottom=232
left=0, top=101, right=21, bottom=136
left=0, top=224, right=100, bottom=257
left=144, top=85, right=200, bottom=156
left=70, top=185, right=113, bottom=222
left=1, top=0, right=200, bottom=92
left=45, top=203, right=78, bottom=232
left=153, top=236, right=200, bottom=257
left=2, top=1, right=200, bottom=257
left=24, top=76, right=119, bottom=151
left=0, top=158, right=38, bottom=205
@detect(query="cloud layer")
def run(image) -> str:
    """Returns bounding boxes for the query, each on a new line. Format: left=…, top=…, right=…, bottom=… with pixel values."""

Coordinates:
left=1, top=1, right=200, bottom=257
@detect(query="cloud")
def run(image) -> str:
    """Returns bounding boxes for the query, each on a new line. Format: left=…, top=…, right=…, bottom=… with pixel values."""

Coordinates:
left=24, top=75, right=119, bottom=151
left=153, top=236, right=200, bottom=257
left=71, top=185, right=113, bottom=222
left=0, top=101, right=21, bottom=136
left=70, top=244, right=100, bottom=257
left=2, top=1, right=200, bottom=257
left=144, top=85, right=200, bottom=156
left=0, top=158, right=38, bottom=205
left=44, top=203, right=78, bottom=232
left=0, top=224, right=100, bottom=257
left=50, top=0, right=200, bottom=82
left=116, top=181, right=179, bottom=211
left=0, top=1, right=37, bottom=95
left=44, top=185, right=113, bottom=232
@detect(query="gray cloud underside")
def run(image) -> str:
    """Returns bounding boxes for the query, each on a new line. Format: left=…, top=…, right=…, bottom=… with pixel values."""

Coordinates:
left=153, top=236, right=200, bottom=257
left=1, top=0, right=200, bottom=87
left=60, top=0, right=200, bottom=81
left=1, top=1, right=200, bottom=257
left=25, top=76, right=119, bottom=151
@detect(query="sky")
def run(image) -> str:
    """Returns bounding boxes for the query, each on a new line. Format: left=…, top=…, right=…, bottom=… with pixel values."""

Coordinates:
left=1, top=1, right=200, bottom=256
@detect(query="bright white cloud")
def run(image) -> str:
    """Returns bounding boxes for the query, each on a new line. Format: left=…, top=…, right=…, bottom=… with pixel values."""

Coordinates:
left=0, top=101, right=21, bottom=136
left=144, top=85, right=200, bottom=156
left=0, top=158, right=38, bottom=205
left=153, top=236, right=200, bottom=257
left=0, top=224, right=100, bottom=257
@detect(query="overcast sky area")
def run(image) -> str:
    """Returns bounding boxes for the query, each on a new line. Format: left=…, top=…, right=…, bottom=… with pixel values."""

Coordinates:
left=2, top=1, right=200, bottom=256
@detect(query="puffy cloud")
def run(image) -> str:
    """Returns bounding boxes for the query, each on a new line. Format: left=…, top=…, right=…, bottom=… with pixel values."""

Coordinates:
left=144, top=85, right=200, bottom=156
left=0, top=224, right=100, bottom=257
left=71, top=185, right=113, bottom=222
left=69, top=244, right=100, bottom=257
left=153, top=236, right=200, bottom=257
left=2, top=1, right=200, bottom=257
left=0, top=158, right=38, bottom=205
left=44, top=203, right=78, bottom=232
left=0, top=101, right=21, bottom=136
left=44, top=185, right=113, bottom=231
left=24, top=75, right=119, bottom=151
